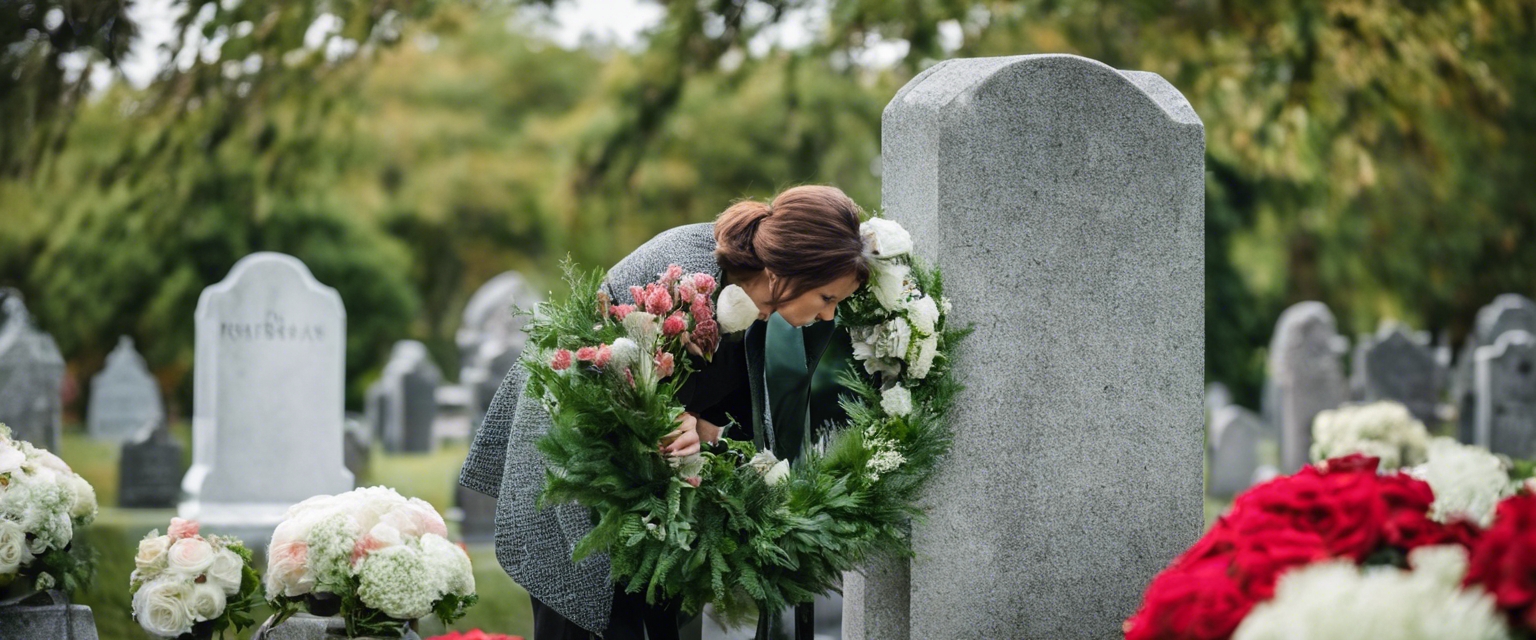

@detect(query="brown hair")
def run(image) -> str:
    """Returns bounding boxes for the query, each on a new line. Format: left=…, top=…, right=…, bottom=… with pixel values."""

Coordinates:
left=714, top=185, right=870, bottom=304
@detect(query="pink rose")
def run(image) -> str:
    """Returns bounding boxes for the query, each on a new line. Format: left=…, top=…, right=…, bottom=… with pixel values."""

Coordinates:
left=662, top=313, right=686, bottom=337
left=575, top=346, right=597, bottom=362
left=266, top=541, right=313, bottom=598
left=693, top=273, right=716, bottom=295
left=654, top=352, right=675, bottom=378
left=610, top=304, right=636, bottom=321
left=691, top=294, right=713, bottom=322
left=550, top=349, right=572, bottom=371
left=168, top=517, right=200, bottom=540
left=661, top=264, right=683, bottom=285
left=593, top=344, right=613, bottom=368
left=646, top=286, right=673, bottom=316
left=685, top=476, right=701, bottom=488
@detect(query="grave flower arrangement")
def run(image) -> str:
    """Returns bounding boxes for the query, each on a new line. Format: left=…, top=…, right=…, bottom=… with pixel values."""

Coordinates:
left=129, top=518, right=261, bottom=639
left=265, top=486, right=478, bottom=638
left=1125, top=450, right=1536, bottom=640
left=524, top=215, right=964, bottom=622
left=0, top=423, right=97, bottom=596
left=1309, top=400, right=1433, bottom=470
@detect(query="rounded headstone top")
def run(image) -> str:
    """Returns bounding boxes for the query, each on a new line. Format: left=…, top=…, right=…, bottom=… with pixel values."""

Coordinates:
left=1269, top=301, right=1346, bottom=373
left=196, top=252, right=345, bottom=319
left=1475, top=294, right=1536, bottom=345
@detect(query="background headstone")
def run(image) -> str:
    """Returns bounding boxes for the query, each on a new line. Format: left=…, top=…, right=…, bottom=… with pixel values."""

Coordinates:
left=1207, top=405, right=1263, bottom=499
left=375, top=340, right=441, bottom=454
left=456, top=271, right=540, bottom=433
left=1475, top=330, right=1536, bottom=459
left=1269, top=301, right=1348, bottom=474
left=1455, top=294, right=1536, bottom=442
left=87, top=336, right=165, bottom=442
left=119, top=422, right=185, bottom=508
left=853, top=54, right=1204, bottom=639
left=180, top=252, right=354, bottom=537
left=1351, top=323, right=1444, bottom=426
left=1205, top=382, right=1232, bottom=421
left=343, top=413, right=371, bottom=483
left=0, top=288, right=64, bottom=452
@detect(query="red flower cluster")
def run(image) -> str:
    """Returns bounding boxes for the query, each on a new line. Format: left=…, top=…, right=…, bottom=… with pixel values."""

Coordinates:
left=1124, top=455, right=1479, bottom=640
left=426, top=631, right=524, bottom=640
left=1466, top=492, right=1536, bottom=632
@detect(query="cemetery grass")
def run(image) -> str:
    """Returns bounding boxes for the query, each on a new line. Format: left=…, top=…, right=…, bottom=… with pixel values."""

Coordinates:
left=57, top=426, right=534, bottom=639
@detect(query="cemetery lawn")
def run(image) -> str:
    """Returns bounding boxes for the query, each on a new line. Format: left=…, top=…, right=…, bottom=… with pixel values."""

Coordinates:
left=57, top=426, right=534, bottom=639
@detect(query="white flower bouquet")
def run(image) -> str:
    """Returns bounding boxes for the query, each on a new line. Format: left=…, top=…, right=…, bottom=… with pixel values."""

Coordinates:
left=265, top=486, right=477, bottom=637
left=0, top=423, right=97, bottom=595
left=1310, top=400, right=1432, bottom=470
left=130, top=518, right=261, bottom=639
left=1411, top=437, right=1520, bottom=527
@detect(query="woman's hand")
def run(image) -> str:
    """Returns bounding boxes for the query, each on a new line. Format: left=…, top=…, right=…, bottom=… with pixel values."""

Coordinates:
left=660, top=412, right=701, bottom=457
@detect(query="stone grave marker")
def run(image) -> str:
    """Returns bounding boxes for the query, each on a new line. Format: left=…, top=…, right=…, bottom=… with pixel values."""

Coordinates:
left=344, top=413, right=371, bottom=483
left=848, top=54, right=1204, bottom=639
left=1269, top=301, right=1347, bottom=474
left=88, top=336, right=165, bottom=442
left=1207, top=405, right=1263, bottom=499
left=1475, top=330, right=1536, bottom=459
left=0, top=289, right=65, bottom=452
left=1455, top=294, right=1536, bottom=442
left=1352, top=323, right=1444, bottom=426
left=376, top=340, right=441, bottom=453
left=119, top=422, right=186, bottom=508
left=457, top=271, right=540, bottom=432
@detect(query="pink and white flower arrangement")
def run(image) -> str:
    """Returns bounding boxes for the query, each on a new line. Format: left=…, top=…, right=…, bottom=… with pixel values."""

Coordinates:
left=129, top=518, right=261, bottom=639
left=0, top=423, right=96, bottom=593
left=264, top=486, right=476, bottom=638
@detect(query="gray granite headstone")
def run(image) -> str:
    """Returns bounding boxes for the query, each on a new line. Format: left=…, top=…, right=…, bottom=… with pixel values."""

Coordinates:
left=253, top=613, right=420, bottom=640
left=343, top=413, right=371, bottom=483
left=1269, top=301, right=1348, bottom=474
left=1351, top=323, right=1444, bottom=426
left=0, top=589, right=99, bottom=640
left=180, top=252, right=354, bottom=537
left=375, top=340, right=441, bottom=454
left=119, top=422, right=185, bottom=508
left=1475, top=330, right=1536, bottom=459
left=0, top=289, right=64, bottom=452
left=87, top=336, right=165, bottom=442
left=456, top=271, right=539, bottom=432
left=1207, top=405, right=1263, bottom=499
left=1205, top=382, right=1232, bottom=420
left=1455, top=294, right=1536, bottom=442
left=855, top=54, right=1204, bottom=639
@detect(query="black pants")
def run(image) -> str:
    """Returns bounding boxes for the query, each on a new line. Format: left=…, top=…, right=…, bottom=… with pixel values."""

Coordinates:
left=531, top=584, right=684, bottom=640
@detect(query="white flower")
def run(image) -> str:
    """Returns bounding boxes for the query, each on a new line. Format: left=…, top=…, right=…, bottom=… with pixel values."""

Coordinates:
left=716, top=285, right=759, bottom=334
left=133, top=577, right=195, bottom=637
left=1422, top=437, right=1516, bottom=527
left=1232, top=552, right=1509, bottom=640
left=747, top=450, right=779, bottom=475
left=264, top=539, right=313, bottom=600
left=907, top=295, right=939, bottom=335
left=0, top=518, right=34, bottom=575
left=358, top=544, right=437, bottom=620
left=880, top=385, right=913, bottom=417
left=186, top=582, right=227, bottom=622
left=205, top=548, right=244, bottom=595
left=305, top=514, right=362, bottom=592
left=0, top=441, right=23, bottom=476
left=907, top=334, right=939, bottom=380
left=65, top=474, right=97, bottom=521
left=764, top=459, right=791, bottom=486
left=1310, top=401, right=1430, bottom=470
left=622, top=311, right=661, bottom=351
left=420, top=533, right=475, bottom=597
left=848, top=326, right=901, bottom=378
left=366, top=522, right=405, bottom=549
left=871, top=262, right=913, bottom=312
left=876, top=318, right=912, bottom=362
left=860, top=217, right=913, bottom=259
left=939, top=296, right=952, bottom=316
left=165, top=537, right=216, bottom=576
left=608, top=337, right=643, bottom=374
left=135, top=533, right=171, bottom=574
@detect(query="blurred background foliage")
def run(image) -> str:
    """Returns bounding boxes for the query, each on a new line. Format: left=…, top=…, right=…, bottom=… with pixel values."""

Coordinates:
left=1, top=0, right=1533, bottom=414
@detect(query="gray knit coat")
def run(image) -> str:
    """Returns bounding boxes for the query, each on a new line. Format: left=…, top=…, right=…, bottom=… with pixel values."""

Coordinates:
left=457, top=223, right=731, bottom=634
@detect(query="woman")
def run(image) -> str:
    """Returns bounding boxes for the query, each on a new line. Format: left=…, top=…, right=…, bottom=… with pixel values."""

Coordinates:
left=458, top=185, right=871, bottom=639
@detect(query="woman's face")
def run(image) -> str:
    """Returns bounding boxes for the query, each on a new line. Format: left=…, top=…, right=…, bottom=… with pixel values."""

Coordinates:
left=770, top=273, right=863, bottom=328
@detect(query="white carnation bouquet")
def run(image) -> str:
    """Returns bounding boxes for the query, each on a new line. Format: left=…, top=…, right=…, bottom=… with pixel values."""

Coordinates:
left=1408, top=437, right=1521, bottom=527
left=0, top=423, right=97, bottom=595
left=265, top=486, right=476, bottom=637
left=1310, top=400, right=1432, bottom=470
left=129, top=518, right=261, bottom=639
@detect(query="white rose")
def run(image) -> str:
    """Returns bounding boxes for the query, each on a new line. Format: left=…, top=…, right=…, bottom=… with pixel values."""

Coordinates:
left=135, top=534, right=171, bottom=573
left=367, top=522, right=405, bottom=548
left=764, top=459, right=791, bottom=486
left=0, top=441, right=24, bottom=476
left=133, top=577, right=194, bottom=638
left=65, top=474, right=97, bottom=520
left=880, top=385, right=914, bottom=417
left=859, top=217, right=913, bottom=259
left=186, top=582, right=226, bottom=622
left=205, top=548, right=244, bottom=595
left=166, top=537, right=216, bottom=576
left=871, top=262, right=912, bottom=312
left=265, top=540, right=314, bottom=599
left=907, top=295, right=939, bottom=335
left=28, top=448, right=72, bottom=475
left=908, top=334, right=939, bottom=380
left=716, top=285, right=760, bottom=334
left=0, top=518, right=35, bottom=575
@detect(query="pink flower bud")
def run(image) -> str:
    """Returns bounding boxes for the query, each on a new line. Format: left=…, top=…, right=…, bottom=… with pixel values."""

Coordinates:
left=654, top=351, right=675, bottom=378
left=693, top=273, right=716, bottom=295
left=550, top=349, right=572, bottom=371
left=662, top=313, right=686, bottom=337
left=168, top=517, right=200, bottom=540
left=576, top=346, right=597, bottom=362
left=646, top=286, right=673, bottom=316
left=610, top=304, right=636, bottom=321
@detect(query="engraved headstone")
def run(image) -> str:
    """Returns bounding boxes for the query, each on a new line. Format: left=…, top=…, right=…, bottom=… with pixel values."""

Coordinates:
left=0, top=589, right=100, bottom=640
left=376, top=340, right=441, bottom=454
left=1269, top=301, right=1348, bottom=474
left=457, top=271, right=540, bottom=432
left=0, top=289, right=65, bottom=453
left=849, top=54, right=1204, bottom=638
left=1455, top=294, right=1536, bottom=442
left=119, top=422, right=185, bottom=508
left=1475, top=330, right=1536, bottom=459
left=1351, top=323, right=1444, bottom=426
left=180, top=253, right=354, bottom=536
left=1207, top=406, right=1263, bottom=499
left=87, top=336, right=165, bottom=442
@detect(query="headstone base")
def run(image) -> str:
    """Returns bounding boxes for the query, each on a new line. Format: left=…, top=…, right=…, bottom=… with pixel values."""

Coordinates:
left=177, top=500, right=295, bottom=551
left=0, top=589, right=100, bottom=640
left=253, top=613, right=421, bottom=640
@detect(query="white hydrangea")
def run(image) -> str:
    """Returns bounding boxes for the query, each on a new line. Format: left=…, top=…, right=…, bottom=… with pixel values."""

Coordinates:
left=0, top=427, right=95, bottom=570
left=1232, top=546, right=1509, bottom=640
left=1420, top=437, right=1517, bottom=527
left=1310, top=401, right=1431, bottom=470
left=306, top=513, right=363, bottom=593
left=716, top=284, right=760, bottom=334
left=880, top=385, right=913, bottom=417
left=357, top=544, right=437, bottom=620
left=859, top=217, right=913, bottom=260
left=907, top=334, right=939, bottom=380
left=420, top=533, right=475, bottom=597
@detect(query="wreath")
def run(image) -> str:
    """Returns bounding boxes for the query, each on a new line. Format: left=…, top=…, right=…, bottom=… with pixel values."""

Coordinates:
left=521, top=216, right=964, bottom=621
